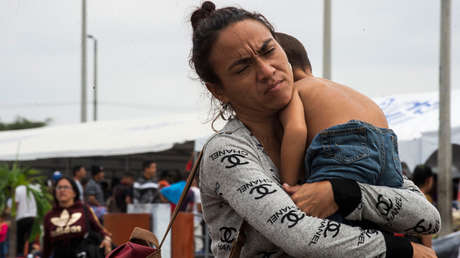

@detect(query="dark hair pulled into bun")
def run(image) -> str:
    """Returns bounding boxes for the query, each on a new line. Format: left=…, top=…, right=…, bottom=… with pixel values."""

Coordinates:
left=191, top=1, right=216, bottom=31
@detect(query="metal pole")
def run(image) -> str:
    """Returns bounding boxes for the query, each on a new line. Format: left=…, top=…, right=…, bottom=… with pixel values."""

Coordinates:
left=87, top=35, right=98, bottom=121
left=438, top=0, right=452, bottom=236
left=94, top=38, right=97, bottom=121
left=323, top=0, right=331, bottom=79
left=81, top=0, right=87, bottom=122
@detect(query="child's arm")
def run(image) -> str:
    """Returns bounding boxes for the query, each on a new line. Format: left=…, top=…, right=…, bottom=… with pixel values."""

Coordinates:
left=279, top=89, right=308, bottom=186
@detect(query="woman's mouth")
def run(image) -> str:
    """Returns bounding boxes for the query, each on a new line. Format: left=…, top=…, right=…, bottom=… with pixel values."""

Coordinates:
left=265, top=80, right=284, bottom=94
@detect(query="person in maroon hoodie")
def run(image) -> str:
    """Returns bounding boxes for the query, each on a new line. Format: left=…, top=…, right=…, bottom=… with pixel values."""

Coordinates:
left=43, top=176, right=112, bottom=258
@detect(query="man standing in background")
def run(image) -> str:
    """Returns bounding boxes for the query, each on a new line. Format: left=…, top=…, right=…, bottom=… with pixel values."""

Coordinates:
left=85, top=165, right=106, bottom=220
left=72, top=165, right=87, bottom=202
left=133, top=161, right=161, bottom=203
left=14, top=184, right=38, bottom=256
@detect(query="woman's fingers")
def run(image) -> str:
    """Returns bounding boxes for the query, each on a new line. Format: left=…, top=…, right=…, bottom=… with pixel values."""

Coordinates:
left=282, top=183, right=300, bottom=195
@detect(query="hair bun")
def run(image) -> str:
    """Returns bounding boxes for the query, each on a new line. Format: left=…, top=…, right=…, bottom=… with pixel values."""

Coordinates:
left=191, top=1, right=216, bottom=31
left=201, top=1, right=216, bottom=13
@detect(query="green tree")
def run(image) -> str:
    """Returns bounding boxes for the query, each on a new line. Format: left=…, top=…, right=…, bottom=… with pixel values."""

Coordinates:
left=0, top=164, right=52, bottom=257
left=0, top=116, right=51, bottom=131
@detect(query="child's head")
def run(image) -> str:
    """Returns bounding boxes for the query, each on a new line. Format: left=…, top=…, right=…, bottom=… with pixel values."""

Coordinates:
left=275, top=32, right=312, bottom=81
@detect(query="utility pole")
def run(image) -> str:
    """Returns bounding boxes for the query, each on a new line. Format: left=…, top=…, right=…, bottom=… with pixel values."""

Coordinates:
left=81, top=0, right=87, bottom=122
left=323, top=0, right=332, bottom=79
left=438, top=0, right=452, bottom=236
left=87, top=35, right=98, bottom=121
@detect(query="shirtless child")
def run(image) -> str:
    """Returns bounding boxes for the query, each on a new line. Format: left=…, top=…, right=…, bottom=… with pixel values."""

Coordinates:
left=276, top=33, right=404, bottom=219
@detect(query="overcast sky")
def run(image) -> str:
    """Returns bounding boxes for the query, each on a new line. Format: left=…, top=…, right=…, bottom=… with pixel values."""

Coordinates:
left=1, top=0, right=459, bottom=126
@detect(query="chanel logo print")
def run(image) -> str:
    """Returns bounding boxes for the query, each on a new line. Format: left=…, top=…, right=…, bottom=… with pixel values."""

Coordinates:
left=281, top=210, right=305, bottom=228
left=219, top=227, right=237, bottom=243
left=323, top=220, right=341, bottom=238
left=267, top=206, right=296, bottom=225
left=249, top=183, right=277, bottom=199
left=237, top=179, right=272, bottom=194
left=376, top=195, right=393, bottom=216
left=358, top=229, right=379, bottom=246
left=405, top=219, right=438, bottom=234
left=221, top=154, right=249, bottom=168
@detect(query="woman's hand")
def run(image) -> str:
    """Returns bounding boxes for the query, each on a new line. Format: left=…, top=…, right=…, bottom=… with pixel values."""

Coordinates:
left=100, top=236, right=112, bottom=255
left=411, top=242, right=437, bottom=258
left=283, top=181, right=338, bottom=218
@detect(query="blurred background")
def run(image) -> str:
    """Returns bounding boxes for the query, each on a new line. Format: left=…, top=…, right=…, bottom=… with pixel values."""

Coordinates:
left=0, top=0, right=458, bottom=125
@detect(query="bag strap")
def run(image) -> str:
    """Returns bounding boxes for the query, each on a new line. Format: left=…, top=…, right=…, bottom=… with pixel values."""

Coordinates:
left=229, top=221, right=247, bottom=258
left=158, top=151, right=203, bottom=249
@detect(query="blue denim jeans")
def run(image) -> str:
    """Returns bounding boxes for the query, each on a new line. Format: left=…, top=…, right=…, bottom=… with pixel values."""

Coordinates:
left=305, top=120, right=403, bottom=224
left=305, top=120, right=403, bottom=187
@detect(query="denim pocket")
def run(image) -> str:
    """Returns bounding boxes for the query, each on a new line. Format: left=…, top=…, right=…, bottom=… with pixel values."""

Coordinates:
left=319, top=127, right=370, bottom=165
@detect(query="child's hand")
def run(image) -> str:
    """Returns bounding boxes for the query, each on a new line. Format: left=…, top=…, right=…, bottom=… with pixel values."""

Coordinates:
left=283, top=181, right=338, bottom=218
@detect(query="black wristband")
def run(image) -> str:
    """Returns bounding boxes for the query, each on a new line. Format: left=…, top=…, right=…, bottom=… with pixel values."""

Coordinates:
left=329, top=178, right=361, bottom=217
left=382, top=232, right=413, bottom=258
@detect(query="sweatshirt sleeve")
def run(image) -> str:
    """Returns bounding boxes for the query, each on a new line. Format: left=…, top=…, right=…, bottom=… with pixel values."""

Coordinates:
left=200, top=135, right=413, bottom=258
left=333, top=178, right=441, bottom=236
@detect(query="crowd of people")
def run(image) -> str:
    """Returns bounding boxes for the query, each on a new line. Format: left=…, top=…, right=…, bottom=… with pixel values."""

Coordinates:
left=0, top=158, right=203, bottom=258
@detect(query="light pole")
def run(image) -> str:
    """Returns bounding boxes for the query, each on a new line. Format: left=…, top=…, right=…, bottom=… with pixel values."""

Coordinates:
left=87, top=34, right=98, bottom=121
left=81, top=0, right=87, bottom=122
left=438, top=0, right=452, bottom=236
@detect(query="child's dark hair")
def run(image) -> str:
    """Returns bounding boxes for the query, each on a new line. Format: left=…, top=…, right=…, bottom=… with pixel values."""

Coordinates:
left=275, top=32, right=312, bottom=73
left=412, top=165, right=434, bottom=187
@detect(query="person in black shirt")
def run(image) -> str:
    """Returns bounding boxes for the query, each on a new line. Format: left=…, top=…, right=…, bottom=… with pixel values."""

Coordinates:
left=111, top=173, right=134, bottom=212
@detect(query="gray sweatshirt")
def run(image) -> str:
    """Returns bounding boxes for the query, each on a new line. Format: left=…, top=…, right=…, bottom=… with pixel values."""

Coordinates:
left=198, top=119, right=441, bottom=258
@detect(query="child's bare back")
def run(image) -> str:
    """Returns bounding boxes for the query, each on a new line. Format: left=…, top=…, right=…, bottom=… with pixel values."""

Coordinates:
left=295, top=76, right=388, bottom=147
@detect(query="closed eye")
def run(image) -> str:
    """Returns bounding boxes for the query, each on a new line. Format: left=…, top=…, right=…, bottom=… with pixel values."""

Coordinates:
left=263, top=48, right=275, bottom=55
left=236, top=64, right=249, bottom=74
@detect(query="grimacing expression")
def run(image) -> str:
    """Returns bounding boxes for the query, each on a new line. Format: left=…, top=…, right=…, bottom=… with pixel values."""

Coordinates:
left=207, top=19, right=294, bottom=119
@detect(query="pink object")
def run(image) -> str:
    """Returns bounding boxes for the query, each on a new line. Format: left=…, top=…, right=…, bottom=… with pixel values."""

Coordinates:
left=106, top=241, right=157, bottom=258
left=0, top=222, right=8, bottom=242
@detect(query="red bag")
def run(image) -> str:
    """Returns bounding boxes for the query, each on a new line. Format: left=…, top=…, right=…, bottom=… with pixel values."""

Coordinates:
left=106, top=227, right=161, bottom=258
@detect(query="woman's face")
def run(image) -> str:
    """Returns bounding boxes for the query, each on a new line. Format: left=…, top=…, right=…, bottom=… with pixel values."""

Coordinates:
left=55, top=179, right=76, bottom=205
left=208, top=19, right=294, bottom=119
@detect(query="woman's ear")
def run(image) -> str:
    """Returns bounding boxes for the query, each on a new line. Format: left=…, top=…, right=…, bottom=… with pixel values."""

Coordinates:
left=205, top=82, right=229, bottom=103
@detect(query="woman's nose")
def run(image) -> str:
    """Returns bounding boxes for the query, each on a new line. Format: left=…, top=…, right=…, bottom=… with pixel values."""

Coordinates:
left=256, top=58, right=275, bottom=82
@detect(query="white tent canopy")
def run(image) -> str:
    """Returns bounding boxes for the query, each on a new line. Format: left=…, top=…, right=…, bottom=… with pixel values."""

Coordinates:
left=0, top=113, right=215, bottom=161
left=1, top=91, right=459, bottom=169
left=374, top=90, right=460, bottom=170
